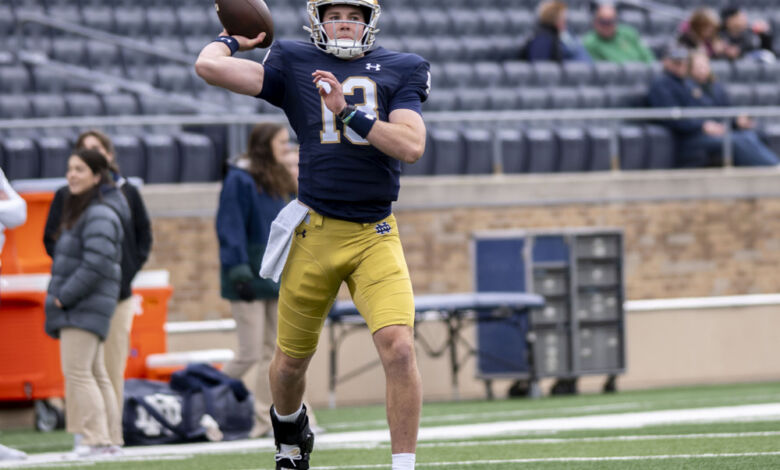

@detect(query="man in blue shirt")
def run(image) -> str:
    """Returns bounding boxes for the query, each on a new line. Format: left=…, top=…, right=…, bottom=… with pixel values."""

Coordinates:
left=195, top=1, right=429, bottom=469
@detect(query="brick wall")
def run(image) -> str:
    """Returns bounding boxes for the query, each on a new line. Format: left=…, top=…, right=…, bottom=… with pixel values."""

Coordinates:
left=143, top=173, right=780, bottom=321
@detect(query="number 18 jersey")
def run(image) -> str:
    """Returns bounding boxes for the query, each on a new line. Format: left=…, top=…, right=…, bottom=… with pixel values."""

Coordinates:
left=257, top=40, right=430, bottom=223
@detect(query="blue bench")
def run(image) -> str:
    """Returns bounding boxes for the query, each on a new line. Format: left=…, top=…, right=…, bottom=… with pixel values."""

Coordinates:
left=326, top=292, right=544, bottom=406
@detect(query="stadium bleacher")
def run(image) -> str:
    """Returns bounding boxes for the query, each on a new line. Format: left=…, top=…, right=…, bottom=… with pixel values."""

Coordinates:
left=1, top=0, right=780, bottom=179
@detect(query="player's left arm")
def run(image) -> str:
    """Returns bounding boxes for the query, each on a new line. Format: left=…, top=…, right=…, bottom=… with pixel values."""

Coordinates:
left=313, top=69, right=427, bottom=164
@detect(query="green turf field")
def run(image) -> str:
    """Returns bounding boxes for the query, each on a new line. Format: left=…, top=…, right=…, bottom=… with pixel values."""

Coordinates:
left=1, top=381, right=779, bottom=469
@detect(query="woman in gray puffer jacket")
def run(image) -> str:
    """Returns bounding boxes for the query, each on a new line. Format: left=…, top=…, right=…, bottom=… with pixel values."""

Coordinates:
left=45, top=148, right=130, bottom=457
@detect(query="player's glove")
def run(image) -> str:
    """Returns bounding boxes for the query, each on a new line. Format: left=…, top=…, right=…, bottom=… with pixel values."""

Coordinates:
left=234, top=280, right=256, bottom=302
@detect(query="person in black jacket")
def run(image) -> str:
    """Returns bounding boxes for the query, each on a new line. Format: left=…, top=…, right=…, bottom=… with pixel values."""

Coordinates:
left=43, top=130, right=153, bottom=448
left=45, top=148, right=130, bottom=457
left=720, top=5, right=775, bottom=61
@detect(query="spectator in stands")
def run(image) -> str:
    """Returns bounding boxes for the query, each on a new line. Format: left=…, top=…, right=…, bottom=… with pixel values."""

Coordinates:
left=44, top=149, right=130, bottom=457
left=684, top=51, right=779, bottom=166
left=678, top=7, right=728, bottom=59
left=0, top=166, right=26, bottom=275
left=520, top=0, right=592, bottom=62
left=583, top=2, right=655, bottom=63
left=43, top=130, right=153, bottom=451
left=719, top=5, right=775, bottom=62
left=216, top=123, right=317, bottom=438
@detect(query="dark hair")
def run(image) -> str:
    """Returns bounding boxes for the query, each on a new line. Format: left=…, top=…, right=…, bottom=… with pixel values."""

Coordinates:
left=60, top=148, right=113, bottom=231
left=241, top=123, right=296, bottom=198
left=75, top=129, right=120, bottom=174
left=720, top=5, right=740, bottom=22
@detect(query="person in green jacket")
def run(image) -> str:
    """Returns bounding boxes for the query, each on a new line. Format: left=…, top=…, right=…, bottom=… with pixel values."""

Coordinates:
left=583, top=3, right=655, bottom=63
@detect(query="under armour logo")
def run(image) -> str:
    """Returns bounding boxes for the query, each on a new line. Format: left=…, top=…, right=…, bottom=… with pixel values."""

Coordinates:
left=295, top=229, right=307, bottom=238
left=366, top=63, right=381, bottom=71
left=375, top=222, right=391, bottom=235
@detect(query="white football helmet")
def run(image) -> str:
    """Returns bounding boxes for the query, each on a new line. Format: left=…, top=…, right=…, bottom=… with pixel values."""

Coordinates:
left=305, top=0, right=381, bottom=59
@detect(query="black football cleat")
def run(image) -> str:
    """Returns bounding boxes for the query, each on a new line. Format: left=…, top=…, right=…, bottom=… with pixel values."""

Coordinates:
left=270, top=405, right=315, bottom=470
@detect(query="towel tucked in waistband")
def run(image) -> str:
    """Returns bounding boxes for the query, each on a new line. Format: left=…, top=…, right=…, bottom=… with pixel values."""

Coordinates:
left=259, top=199, right=309, bottom=282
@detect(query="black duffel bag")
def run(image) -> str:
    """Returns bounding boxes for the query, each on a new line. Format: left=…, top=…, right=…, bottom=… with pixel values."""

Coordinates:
left=123, top=363, right=253, bottom=445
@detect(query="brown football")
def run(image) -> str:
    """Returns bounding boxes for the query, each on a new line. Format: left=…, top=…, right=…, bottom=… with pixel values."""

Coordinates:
left=214, top=0, right=274, bottom=48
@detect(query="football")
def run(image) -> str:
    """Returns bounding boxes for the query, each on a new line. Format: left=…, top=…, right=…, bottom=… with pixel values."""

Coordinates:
left=214, top=0, right=274, bottom=48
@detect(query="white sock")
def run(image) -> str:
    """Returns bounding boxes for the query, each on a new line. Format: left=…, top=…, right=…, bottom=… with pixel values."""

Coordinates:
left=392, top=453, right=415, bottom=470
left=274, top=405, right=303, bottom=423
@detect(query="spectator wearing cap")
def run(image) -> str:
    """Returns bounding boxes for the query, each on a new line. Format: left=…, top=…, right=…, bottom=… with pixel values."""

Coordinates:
left=519, top=0, right=592, bottom=63
left=681, top=50, right=779, bottom=166
left=719, top=5, right=775, bottom=61
left=678, top=7, right=729, bottom=59
left=583, top=3, right=655, bottom=63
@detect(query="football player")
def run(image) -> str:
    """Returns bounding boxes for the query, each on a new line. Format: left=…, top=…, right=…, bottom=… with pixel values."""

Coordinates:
left=195, top=1, right=430, bottom=469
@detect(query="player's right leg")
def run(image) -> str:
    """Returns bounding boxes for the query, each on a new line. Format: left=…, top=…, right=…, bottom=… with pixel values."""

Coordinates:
left=269, top=211, right=345, bottom=469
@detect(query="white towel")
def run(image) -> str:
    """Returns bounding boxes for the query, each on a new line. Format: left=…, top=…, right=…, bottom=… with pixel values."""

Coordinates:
left=259, top=200, right=309, bottom=282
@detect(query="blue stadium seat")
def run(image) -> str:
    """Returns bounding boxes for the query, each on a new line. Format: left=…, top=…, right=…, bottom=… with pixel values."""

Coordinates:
left=0, top=64, right=32, bottom=94
left=578, top=86, right=607, bottom=109
left=496, top=128, right=526, bottom=173
left=566, top=9, right=590, bottom=35
left=391, top=9, right=424, bottom=35
left=709, top=60, right=733, bottom=82
left=456, top=89, right=489, bottom=110
left=643, top=124, right=674, bottom=169
left=82, top=6, right=114, bottom=31
left=51, top=38, right=87, bottom=65
left=462, top=128, right=493, bottom=174
left=64, top=93, right=104, bottom=117
left=101, top=92, right=140, bottom=116
left=548, top=87, right=580, bottom=109
left=176, top=6, right=211, bottom=35
left=619, top=10, right=647, bottom=34
left=29, top=93, right=66, bottom=118
left=420, top=9, right=450, bottom=36
left=726, top=83, right=754, bottom=106
left=156, top=64, right=193, bottom=93
left=473, top=62, right=504, bottom=87
left=113, top=134, right=146, bottom=179
left=618, top=125, right=646, bottom=170
left=432, top=36, right=463, bottom=62
left=449, top=9, right=480, bottom=35
left=647, top=12, right=677, bottom=35
left=556, top=127, right=588, bottom=172
left=113, top=7, right=147, bottom=37
left=761, top=122, right=780, bottom=158
left=177, top=133, right=219, bottom=182
left=430, top=128, right=465, bottom=175
left=0, top=5, right=15, bottom=36
left=2, top=138, right=40, bottom=179
left=517, top=88, right=550, bottom=109
left=460, top=36, right=493, bottom=62
left=506, top=10, right=534, bottom=32
left=586, top=126, right=612, bottom=171
left=16, top=5, right=48, bottom=38
left=502, top=61, right=533, bottom=85
left=525, top=128, right=557, bottom=173
left=754, top=83, right=779, bottom=106
left=31, top=65, right=66, bottom=93
left=184, top=35, right=210, bottom=55
left=531, top=62, right=562, bottom=86
left=606, top=85, right=645, bottom=107
left=732, top=59, right=762, bottom=83
left=402, top=131, right=434, bottom=176
left=403, top=37, right=437, bottom=62
left=0, top=95, right=33, bottom=119
left=760, top=61, right=780, bottom=82
left=442, top=62, right=476, bottom=88
left=561, top=62, right=593, bottom=86
left=48, top=5, right=82, bottom=24
left=620, top=62, right=651, bottom=86
left=487, top=88, right=519, bottom=110
left=479, top=9, right=510, bottom=35
left=146, top=7, right=179, bottom=35
left=593, top=62, right=622, bottom=85
left=37, top=136, right=71, bottom=179
left=142, top=134, right=180, bottom=183
left=422, top=88, right=457, bottom=111
left=86, top=41, right=121, bottom=69
left=270, top=8, right=302, bottom=37
left=125, top=65, right=157, bottom=84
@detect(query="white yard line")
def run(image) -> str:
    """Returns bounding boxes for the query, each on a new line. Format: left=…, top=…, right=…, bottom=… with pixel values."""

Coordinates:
left=2, top=403, right=780, bottom=469
left=311, top=451, right=780, bottom=469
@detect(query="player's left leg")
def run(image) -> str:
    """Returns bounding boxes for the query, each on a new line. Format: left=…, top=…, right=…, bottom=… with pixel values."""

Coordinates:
left=347, top=214, right=421, bottom=466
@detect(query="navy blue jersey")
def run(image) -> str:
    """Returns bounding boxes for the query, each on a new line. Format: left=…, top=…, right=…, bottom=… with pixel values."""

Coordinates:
left=258, top=40, right=430, bottom=223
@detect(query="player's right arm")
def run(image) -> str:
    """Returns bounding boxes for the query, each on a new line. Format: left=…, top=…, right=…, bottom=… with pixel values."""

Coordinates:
left=194, top=31, right=267, bottom=96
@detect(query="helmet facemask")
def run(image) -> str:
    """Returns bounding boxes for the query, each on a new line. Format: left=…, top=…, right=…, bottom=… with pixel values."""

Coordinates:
left=305, top=0, right=381, bottom=59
